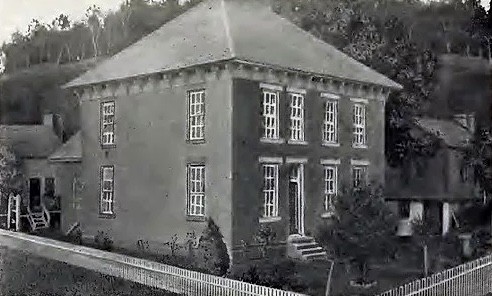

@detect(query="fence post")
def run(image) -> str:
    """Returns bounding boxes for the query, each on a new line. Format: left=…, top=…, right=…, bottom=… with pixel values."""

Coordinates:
left=325, top=259, right=335, bottom=296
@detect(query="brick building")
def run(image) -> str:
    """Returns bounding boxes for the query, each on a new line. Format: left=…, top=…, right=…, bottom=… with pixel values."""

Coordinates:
left=62, top=0, right=401, bottom=260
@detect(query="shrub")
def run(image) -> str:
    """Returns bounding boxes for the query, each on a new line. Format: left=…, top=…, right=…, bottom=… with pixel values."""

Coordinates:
left=196, top=218, right=230, bottom=276
left=94, top=231, right=113, bottom=251
left=68, top=228, right=83, bottom=245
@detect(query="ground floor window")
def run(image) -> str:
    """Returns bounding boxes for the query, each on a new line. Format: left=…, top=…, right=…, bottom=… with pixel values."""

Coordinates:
left=100, top=166, right=114, bottom=215
left=398, top=201, right=410, bottom=218
left=262, top=164, right=279, bottom=218
left=323, top=165, right=338, bottom=211
left=352, top=165, right=368, bottom=188
left=187, top=164, right=206, bottom=217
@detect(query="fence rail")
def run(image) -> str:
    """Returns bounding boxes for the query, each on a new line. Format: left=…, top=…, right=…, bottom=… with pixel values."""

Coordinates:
left=0, top=229, right=306, bottom=296
left=377, top=253, right=492, bottom=296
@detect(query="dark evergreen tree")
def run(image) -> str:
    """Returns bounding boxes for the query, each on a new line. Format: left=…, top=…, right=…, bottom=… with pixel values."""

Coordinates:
left=197, top=218, right=230, bottom=276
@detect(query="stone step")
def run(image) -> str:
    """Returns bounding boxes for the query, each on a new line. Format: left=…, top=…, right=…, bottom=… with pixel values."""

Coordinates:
left=290, top=236, right=314, bottom=244
left=295, top=242, right=318, bottom=250
left=304, top=252, right=328, bottom=261
left=300, top=247, right=324, bottom=255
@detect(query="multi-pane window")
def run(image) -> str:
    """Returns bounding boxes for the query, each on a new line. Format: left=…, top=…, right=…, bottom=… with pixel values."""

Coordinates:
left=187, top=164, right=206, bottom=217
left=352, top=165, right=368, bottom=188
left=262, top=164, right=279, bottom=217
left=188, top=90, right=206, bottom=141
left=101, top=101, right=115, bottom=146
left=353, top=103, right=366, bottom=147
left=100, top=166, right=114, bottom=215
left=323, top=100, right=338, bottom=144
left=261, top=90, right=279, bottom=140
left=289, top=93, right=305, bottom=141
left=323, top=166, right=338, bottom=212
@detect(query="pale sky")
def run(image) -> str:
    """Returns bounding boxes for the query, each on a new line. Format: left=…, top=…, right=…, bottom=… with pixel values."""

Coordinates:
left=0, top=0, right=490, bottom=45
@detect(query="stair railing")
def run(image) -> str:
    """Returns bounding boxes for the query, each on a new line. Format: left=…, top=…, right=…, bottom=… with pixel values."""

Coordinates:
left=7, top=194, right=21, bottom=231
left=26, top=206, right=36, bottom=231
left=41, top=202, right=51, bottom=227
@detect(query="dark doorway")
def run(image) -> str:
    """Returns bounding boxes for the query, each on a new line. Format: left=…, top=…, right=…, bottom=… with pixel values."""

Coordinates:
left=29, top=178, right=41, bottom=209
left=289, top=180, right=299, bottom=234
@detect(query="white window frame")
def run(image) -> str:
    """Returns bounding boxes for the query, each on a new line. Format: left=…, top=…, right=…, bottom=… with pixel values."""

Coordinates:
left=352, top=165, right=368, bottom=188
left=187, top=164, right=206, bottom=217
left=101, top=101, right=115, bottom=146
left=323, top=165, right=338, bottom=212
left=261, top=89, right=280, bottom=141
left=188, top=90, right=206, bottom=141
left=323, top=100, right=338, bottom=145
left=261, top=163, right=279, bottom=219
left=100, top=166, right=114, bottom=215
left=353, top=103, right=367, bottom=148
left=289, top=93, right=305, bottom=142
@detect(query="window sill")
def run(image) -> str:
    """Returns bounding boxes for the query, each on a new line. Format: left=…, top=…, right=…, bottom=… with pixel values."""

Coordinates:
left=321, top=212, right=336, bottom=219
left=260, top=138, right=285, bottom=144
left=187, top=215, right=207, bottom=222
left=352, top=144, right=368, bottom=149
left=287, top=140, right=308, bottom=145
left=187, top=139, right=206, bottom=145
left=99, top=213, right=116, bottom=219
left=259, top=216, right=282, bottom=223
left=322, top=142, right=340, bottom=148
left=101, top=144, right=116, bottom=149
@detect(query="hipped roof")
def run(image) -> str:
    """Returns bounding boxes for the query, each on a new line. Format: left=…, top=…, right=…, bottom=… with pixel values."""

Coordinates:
left=0, top=125, right=61, bottom=158
left=64, top=0, right=401, bottom=90
left=414, top=117, right=472, bottom=148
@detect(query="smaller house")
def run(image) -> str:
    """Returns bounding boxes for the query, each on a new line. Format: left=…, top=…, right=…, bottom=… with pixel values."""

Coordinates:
left=0, top=114, right=81, bottom=231
left=386, top=114, right=479, bottom=236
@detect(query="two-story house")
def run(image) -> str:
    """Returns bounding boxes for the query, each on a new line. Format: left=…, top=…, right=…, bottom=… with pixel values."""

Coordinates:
left=62, top=0, right=401, bottom=261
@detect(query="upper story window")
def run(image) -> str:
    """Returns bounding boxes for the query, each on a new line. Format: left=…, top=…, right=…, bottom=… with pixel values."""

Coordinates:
left=353, top=102, right=367, bottom=148
left=261, top=86, right=280, bottom=141
left=187, top=164, right=206, bottom=217
left=323, top=165, right=338, bottom=212
left=101, top=101, right=115, bottom=146
left=289, top=93, right=305, bottom=142
left=188, top=90, right=205, bottom=142
left=323, top=99, right=338, bottom=145
left=460, top=164, right=471, bottom=183
left=100, top=166, right=114, bottom=215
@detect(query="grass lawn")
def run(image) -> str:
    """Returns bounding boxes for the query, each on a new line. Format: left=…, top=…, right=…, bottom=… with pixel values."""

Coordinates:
left=0, top=246, right=178, bottom=296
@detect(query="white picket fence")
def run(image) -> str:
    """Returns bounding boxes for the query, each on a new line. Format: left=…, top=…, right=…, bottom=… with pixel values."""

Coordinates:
left=0, top=229, right=307, bottom=296
left=376, top=254, right=492, bottom=296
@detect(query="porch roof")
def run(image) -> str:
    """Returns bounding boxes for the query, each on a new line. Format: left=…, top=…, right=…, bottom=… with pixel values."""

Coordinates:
left=49, top=132, right=82, bottom=163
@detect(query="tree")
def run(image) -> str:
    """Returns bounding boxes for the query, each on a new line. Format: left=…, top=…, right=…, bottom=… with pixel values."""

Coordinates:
left=196, top=218, right=230, bottom=276
left=324, top=186, right=397, bottom=284
left=0, top=144, right=24, bottom=199
left=411, top=215, right=442, bottom=276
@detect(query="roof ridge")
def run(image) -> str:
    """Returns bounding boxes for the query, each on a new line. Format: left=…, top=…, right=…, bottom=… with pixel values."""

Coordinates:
left=220, top=0, right=236, bottom=57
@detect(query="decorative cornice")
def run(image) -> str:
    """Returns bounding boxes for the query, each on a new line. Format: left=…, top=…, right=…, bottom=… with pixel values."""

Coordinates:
left=76, top=59, right=396, bottom=102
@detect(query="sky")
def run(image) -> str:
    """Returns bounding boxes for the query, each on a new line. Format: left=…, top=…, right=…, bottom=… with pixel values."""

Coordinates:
left=0, top=0, right=124, bottom=45
left=0, top=0, right=490, bottom=45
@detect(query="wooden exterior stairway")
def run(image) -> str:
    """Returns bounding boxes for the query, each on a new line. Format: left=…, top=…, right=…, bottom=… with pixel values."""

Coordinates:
left=27, top=203, right=51, bottom=232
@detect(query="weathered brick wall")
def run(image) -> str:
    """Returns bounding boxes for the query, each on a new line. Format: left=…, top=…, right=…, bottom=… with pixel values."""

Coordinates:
left=77, top=76, right=234, bottom=253
left=231, top=78, right=385, bottom=251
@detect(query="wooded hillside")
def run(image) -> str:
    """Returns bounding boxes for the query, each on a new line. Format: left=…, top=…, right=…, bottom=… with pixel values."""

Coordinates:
left=0, top=0, right=491, bottom=167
